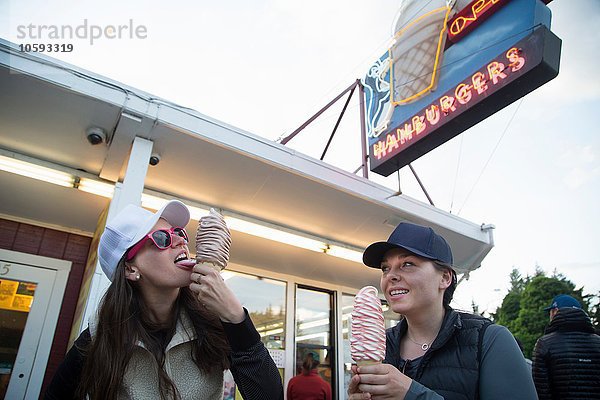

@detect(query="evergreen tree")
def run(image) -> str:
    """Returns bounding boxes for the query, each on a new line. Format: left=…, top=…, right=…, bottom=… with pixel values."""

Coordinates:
left=509, top=268, right=524, bottom=292
left=493, top=268, right=586, bottom=358
left=492, top=267, right=524, bottom=330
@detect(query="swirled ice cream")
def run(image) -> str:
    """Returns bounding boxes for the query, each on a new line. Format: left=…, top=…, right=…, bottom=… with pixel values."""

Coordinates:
left=195, top=208, right=231, bottom=270
left=350, top=286, right=386, bottom=365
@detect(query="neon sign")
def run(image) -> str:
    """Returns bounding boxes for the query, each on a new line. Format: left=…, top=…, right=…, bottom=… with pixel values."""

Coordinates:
left=390, top=6, right=453, bottom=105
left=368, top=26, right=561, bottom=175
left=448, top=0, right=509, bottom=44
left=373, top=47, right=524, bottom=161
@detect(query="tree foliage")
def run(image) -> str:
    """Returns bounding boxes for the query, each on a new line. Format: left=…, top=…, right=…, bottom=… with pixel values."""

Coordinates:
left=492, top=268, right=588, bottom=358
left=590, top=291, right=600, bottom=333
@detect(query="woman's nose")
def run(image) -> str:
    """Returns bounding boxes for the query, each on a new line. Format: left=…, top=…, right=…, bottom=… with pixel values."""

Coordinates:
left=386, top=266, right=402, bottom=281
left=170, top=233, right=186, bottom=247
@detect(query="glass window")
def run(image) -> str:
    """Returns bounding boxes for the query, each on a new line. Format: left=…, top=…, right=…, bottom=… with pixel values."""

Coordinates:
left=382, top=300, right=402, bottom=329
left=341, top=293, right=400, bottom=399
left=221, top=271, right=286, bottom=400
left=223, top=271, right=286, bottom=348
left=0, top=279, right=38, bottom=399
left=295, top=286, right=335, bottom=398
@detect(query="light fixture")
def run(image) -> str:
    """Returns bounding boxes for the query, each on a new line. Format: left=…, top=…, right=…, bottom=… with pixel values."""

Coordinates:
left=187, top=205, right=211, bottom=221
left=261, top=328, right=284, bottom=337
left=140, top=193, right=209, bottom=219
left=325, top=244, right=363, bottom=263
left=78, top=178, right=114, bottom=198
left=224, top=216, right=327, bottom=253
left=298, top=318, right=330, bottom=330
left=0, top=155, right=74, bottom=187
left=140, top=193, right=168, bottom=210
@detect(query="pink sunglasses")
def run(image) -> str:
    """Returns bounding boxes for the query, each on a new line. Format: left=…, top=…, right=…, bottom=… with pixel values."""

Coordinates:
left=126, top=227, right=188, bottom=261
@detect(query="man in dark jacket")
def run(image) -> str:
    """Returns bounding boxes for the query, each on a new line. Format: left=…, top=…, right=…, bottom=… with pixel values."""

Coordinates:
left=532, top=294, right=600, bottom=399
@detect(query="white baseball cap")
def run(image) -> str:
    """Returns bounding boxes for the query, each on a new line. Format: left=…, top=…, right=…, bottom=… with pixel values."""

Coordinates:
left=98, top=200, right=190, bottom=281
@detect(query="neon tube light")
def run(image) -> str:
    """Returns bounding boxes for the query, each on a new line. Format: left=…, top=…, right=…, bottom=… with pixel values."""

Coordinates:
left=447, top=0, right=508, bottom=44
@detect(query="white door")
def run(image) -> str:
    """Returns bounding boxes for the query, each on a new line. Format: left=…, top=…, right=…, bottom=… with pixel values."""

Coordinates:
left=0, top=250, right=71, bottom=400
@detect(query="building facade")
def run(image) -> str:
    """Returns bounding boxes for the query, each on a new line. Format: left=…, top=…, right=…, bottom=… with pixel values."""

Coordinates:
left=0, top=39, right=494, bottom=399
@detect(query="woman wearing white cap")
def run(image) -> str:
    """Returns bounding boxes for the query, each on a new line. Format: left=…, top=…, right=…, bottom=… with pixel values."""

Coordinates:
left=44, top=200, right=283, bottom=400
left=348, top=222, right=537, bottom=400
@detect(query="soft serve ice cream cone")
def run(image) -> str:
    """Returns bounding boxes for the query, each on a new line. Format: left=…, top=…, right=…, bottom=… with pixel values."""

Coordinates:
left=195, top=208, right=231, bottom=271
left=350, top=286, right=386, bottom=366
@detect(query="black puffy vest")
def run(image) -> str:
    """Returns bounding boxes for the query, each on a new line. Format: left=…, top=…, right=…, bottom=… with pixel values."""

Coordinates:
left=385, top=310, right=492, bottom=400
left=532, top=307, right=600, bottom=399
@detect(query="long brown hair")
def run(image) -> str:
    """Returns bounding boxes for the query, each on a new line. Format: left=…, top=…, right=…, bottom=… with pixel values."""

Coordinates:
left=76, top=256, right=231, bottom=400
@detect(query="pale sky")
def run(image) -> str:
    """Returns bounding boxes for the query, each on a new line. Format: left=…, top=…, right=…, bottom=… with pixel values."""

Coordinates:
left=1, top=0, right=599, bottom=313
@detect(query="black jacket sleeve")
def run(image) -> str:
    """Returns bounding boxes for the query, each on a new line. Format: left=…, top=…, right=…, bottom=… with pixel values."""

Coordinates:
left=43, top=328, right=90, bottom=400
left=222, top=309, right=283, bottom=400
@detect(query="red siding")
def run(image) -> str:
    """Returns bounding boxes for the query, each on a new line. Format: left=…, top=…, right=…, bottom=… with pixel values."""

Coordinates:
left=0, top=218, right=90, bottom=399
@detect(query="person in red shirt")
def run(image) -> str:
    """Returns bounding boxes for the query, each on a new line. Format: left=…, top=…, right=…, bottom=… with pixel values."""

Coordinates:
left=287, top=351, right=332, bottom=400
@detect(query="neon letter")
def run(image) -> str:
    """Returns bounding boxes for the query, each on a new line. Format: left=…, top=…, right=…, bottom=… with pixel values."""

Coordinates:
left=506, top=47, right=525, bottom=72
left=472, top=72, right=488, bottom=94
left=449, top=15, right=475, bottom=36
left=387, top=132, right=399, bottom=150
left=399, top=123, right=414, bottom=145
left=374, top=141, right=385, bottom=159
left=455, top=83, right=473, bottom=105
left=487, top=61, right=507, bottom=84
left=413, top=115, right=426, bottom=135
left=440, top=96, right=456, bottom=115
left=425, top=105, right=440, bottom=125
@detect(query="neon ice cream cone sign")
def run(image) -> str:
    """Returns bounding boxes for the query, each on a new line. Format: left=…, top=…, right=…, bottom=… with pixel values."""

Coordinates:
left=363, top=0, right=561, bottom=176
left=389, top=1, right=454, bottom=106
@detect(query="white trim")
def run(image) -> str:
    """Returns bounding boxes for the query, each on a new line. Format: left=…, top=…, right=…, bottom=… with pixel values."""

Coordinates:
left=334, top=289, right=346, bottom=399
left=284, top=277, right=296, bottom=396
left=0, top=249, right=72, bottom=272
left=0, top=249, right=71, bottom=400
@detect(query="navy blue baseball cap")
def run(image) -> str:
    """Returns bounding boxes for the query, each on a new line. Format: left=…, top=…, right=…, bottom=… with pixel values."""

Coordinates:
left=543, top=294, right=581, bottom=311
left=363, top=222, right=453, bottom=268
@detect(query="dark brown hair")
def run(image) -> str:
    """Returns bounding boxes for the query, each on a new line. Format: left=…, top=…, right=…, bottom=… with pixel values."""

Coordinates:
left=433, top=261, right=457, bottom=309
left=76, top=256, right=231, bottom=400
left=301, top=353, right=319, bottom=376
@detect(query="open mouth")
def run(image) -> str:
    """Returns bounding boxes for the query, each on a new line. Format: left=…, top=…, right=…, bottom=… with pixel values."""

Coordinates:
left=390, top=289, right=409, bottom=297
left=174, top=252, right=195, bottom=268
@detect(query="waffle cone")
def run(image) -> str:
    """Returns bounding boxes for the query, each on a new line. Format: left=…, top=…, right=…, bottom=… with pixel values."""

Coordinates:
left=196, top=261, right=224, bottom=272
left=356, top=360, right=381, bottom=367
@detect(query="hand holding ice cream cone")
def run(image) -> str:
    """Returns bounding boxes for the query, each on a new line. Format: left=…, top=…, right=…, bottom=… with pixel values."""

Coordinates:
left=189, top=208, right=244, bottom=323
left=195, top=208, right=231, bottom=270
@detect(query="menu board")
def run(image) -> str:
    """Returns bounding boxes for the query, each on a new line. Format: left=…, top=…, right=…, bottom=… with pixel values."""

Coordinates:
left=0, top=279, right=36, bottom=312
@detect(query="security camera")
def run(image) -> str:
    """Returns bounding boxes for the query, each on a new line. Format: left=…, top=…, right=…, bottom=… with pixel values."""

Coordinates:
left=149, top=154, right=161, bottom=166
left=86, top=127, right=107, bottom=145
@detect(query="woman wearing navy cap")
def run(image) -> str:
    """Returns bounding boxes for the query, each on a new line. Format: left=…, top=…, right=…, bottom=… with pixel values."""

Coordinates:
left=44, top=200, right=283, bottom=400
left=348, top=222, right=537, bottom=400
